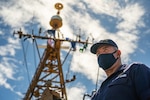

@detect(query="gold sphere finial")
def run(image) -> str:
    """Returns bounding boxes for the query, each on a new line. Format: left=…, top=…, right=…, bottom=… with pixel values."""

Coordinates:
left=55, top=3, right=63, bottom=10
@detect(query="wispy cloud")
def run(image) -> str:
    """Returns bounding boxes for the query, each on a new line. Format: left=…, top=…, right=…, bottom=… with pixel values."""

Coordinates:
left=71, top=51, right=106, bottom=83
left=0, top=30, right=3, bottom=35
left=0, top=37, right=20, bottom=56
left=67, top=83, right=86, bottom=100
left=117, top=3, right=145, bottom=31
left=0, top=57, right=23, bottom=97
left=0, top=24, right=22, bottom=97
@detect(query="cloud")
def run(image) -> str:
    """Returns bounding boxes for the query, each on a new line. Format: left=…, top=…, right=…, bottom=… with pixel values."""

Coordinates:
left=0, top=57, right=16, bottom=80
left=83, top=0, right=122, bottom=18
left=0, top=57, right=23, bottom=97
left=114, top=3, right=145, bottom=63
left=71, top=51, right=106, bottom=83
left=67, top=83, right=86, bottom=100
left=0, top=30, right=3, bottom=35
left=117, top=3, right=145, bottom=31
left=0, top=0, right=58, bottom=28
left=0, top=37, right=20, bottom=56
left=0, top=27, right=22, bottom=97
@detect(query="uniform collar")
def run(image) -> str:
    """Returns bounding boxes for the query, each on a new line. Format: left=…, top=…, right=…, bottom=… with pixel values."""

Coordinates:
left=110, top=64, right=126, bottom=77
left=104, top=64, right=126, bottom=81
left=118, top=64, right=127, bottom=71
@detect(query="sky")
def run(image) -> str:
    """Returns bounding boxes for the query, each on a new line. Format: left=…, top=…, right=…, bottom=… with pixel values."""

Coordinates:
left=0, top=0, right=150, bottom=100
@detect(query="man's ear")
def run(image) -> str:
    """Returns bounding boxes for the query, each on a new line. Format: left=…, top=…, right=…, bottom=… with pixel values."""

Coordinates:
left=117, top=50, right=121, bottom=56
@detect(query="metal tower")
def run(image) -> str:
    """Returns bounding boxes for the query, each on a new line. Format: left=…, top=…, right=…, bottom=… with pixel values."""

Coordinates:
left=14, top=3, right=92, bottom=100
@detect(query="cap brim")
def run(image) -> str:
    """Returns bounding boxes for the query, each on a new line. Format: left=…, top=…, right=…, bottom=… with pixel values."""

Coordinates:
left=90, top=43, right=102, bottom=54
left=90, top=43, right=115, bottom=54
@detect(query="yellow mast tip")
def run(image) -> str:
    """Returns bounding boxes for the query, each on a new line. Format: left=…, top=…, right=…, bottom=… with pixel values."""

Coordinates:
left=55, top=3, right=63, bottom=11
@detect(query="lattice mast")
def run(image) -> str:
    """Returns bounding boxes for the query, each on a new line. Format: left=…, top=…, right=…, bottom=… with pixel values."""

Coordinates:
left=23, top=3, right=68, bottom=100
left=14, top=3, right=91, bottom=100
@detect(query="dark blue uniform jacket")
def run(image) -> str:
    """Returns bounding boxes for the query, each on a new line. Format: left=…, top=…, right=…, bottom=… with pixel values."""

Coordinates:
left=91, top=63, right=150, bottom=100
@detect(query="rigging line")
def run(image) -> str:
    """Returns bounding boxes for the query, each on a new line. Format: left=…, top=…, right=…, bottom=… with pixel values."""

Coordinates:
left=25, top=40, right=29, bottom=55
left=34, top=38, right=41, bottom=60
left=95, top=67, right=100, bottom=91
left=32, top=39, right=37, bottom=69
left=21, top=39, right=31, bottom=84
left=61, top=48, right=72, bottom=80
left=66, top=50, right=74, bottom=80
left=61, top=48, right=72, bottom=66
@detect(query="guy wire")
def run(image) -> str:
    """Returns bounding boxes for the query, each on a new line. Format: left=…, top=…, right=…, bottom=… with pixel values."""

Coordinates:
left=32, top=39, right=37, bottom=69
left=21, top=39, right=31, bottom=84
left=95, top=67, right=100, bottom=91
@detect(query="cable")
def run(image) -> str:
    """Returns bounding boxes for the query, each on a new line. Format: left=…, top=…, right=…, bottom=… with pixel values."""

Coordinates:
left=21, top=39, right=31, bottom=84
left=34, top=39, right=41, bottom=60
left=95, top=67, right=100, bottom=91
left=66, top=50, right=73, bottom=81
left=32, top=39, right=37, bottom=69
left=61, top=48, right=72, bottom=81
left=24, top=39, right=29, bottom=55
left=61, top=48, right=72, bottom=66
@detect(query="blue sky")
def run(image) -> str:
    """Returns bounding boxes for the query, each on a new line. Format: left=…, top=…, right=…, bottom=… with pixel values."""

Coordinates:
left=0, top=0, right=150, bottom=100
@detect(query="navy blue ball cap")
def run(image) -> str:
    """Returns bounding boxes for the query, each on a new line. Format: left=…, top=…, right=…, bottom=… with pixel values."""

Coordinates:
left=90, top=39, right=118, bottom=54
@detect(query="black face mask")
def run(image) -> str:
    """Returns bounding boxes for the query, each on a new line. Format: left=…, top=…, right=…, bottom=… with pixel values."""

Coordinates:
left=97, top=50, right=118, bottom=70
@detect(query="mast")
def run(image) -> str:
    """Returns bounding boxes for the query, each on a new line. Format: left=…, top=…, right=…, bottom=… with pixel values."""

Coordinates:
left=14, top=3, right=92, bottom=100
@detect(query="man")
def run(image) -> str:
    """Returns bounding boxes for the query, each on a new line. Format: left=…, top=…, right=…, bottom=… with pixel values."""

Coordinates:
left=90, top=39, right=150, bottom=100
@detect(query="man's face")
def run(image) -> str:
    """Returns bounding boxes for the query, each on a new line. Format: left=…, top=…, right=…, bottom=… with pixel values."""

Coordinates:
left=96, top=44, right=121, bottom=73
